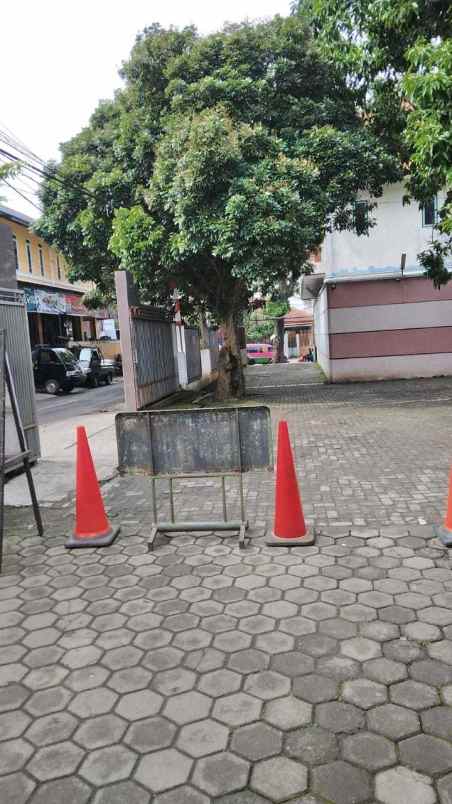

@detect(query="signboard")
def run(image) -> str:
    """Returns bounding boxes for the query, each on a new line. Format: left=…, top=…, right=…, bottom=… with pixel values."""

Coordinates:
left=65, top=294, right=87, bottom=316
left=116, top=406, right=273, bottom=477
left=100, top=319, right=117, bottom=340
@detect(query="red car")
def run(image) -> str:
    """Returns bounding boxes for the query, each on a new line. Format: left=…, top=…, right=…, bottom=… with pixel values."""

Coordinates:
left=246, top=343, right=273, bottom=364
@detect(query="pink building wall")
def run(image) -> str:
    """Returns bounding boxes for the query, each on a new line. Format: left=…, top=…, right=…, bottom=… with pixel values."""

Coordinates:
left=318, top=276, right=452, bottom=382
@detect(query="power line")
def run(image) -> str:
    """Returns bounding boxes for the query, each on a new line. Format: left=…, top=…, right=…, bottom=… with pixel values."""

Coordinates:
left=1, top=178, right=42, bottom=212
left=0, top=146, right=97, bottom=202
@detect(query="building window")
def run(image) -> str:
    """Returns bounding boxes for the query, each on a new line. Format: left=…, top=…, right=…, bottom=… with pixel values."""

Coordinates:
left=38, top=244, right=45, bottom=276
left=12, top=234, right=19, bottom=271
left=422, top=197, right=437, bottom=227
left=354, top=201, right=369, bottom=234
left=57, top=255, right=61, bottom=280
left=26, top=240, right=32, bottom=273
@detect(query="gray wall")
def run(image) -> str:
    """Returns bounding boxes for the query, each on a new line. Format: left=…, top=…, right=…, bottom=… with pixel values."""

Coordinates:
left=0, top=224, right=17, bottom=290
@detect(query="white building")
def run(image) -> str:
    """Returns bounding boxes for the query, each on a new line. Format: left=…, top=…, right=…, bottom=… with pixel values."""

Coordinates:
left=301, top=183, right=452, bottom=382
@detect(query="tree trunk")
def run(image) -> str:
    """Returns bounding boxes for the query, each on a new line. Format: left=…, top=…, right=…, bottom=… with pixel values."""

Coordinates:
left=216, top=314, right=245, bottom=401
left=272, top=316, right=286, bottom=363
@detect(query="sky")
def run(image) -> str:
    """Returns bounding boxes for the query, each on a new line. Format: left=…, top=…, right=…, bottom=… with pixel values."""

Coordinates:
left=1, top=0, right=291, bottom=217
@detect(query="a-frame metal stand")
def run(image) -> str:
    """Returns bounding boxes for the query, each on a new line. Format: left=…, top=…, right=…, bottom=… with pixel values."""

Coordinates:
left=0, top=331, right=43, bottom=572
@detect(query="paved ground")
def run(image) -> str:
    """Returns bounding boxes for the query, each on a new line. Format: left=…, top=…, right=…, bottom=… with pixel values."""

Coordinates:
left=35, top=380, right=124, bottom=426
left=5, top=381, right=124, bottom=506
left=2, top=365, right=452, bottom=803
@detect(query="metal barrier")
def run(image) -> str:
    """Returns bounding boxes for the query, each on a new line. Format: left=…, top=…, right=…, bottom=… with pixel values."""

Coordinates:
left=0, top=287, right=40, bottom=470
left=115, top=271, right=178, bottom=410
left=116, top=405, right=273, bottom=548
left=184, top=327, right=202, bottom=383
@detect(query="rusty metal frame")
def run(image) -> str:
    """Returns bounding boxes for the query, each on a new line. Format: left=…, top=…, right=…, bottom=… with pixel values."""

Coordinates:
left=149, top=471, right=249, bottom=550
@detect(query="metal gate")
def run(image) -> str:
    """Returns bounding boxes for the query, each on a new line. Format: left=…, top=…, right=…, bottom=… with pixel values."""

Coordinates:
left=184, top=327, right=202, bottom=383
left=0, top=287, right=40, bottom=469
left=116, top=271, right=178, bottom=411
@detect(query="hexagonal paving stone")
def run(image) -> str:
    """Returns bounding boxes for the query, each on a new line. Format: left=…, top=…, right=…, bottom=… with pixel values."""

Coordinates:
left=163, top=691, right=211, bottom=725
left=26, top=711, right=78, bottom=746
left=316, top=655, right=360, bottom=681
left=115, top=689, right=162, bottom=721
left=263, top=695, right=312, bottom=730
left=399, top=734, right=452, bottom=775
left=341, top=677, right=387, bottom=709
left=286, top=725, right=339, bottom=765
left=27, top=777, right=91, bottom=804
left=197, top=669, right=241, bottom=697
left=438, top=773, right=452, bottom=804
left=137, top=747, right=192, bottom=793
left=231, top=722, right=282, bottom=761
left=244, top=670, right=290, bottom=701
left=0, top=710, right=30, bottom=740
left=80, top=744, right=136, bottom=785
left=93, top=781, right=151, bottom=804
left=421, top=706, right=452, bottom=741
left=375, top=766, right=436, bottom=804
left=341, top=637, right=381, bottom=662
left=25, top=687, right=72, bottom=718
left=367, top=703, right=420, bottom=740
left=410, top=659, right=452, bottom=687
left=228, top=649, right=268, bottom=674
left=312, top=760, right=371, bottom=804
left=364, top=657, right=408, bottom=685
left=124, top=716, right=176, bottom=754
left=316, top=702, right=365, bottom=734
left=153, top=667, right=196, bottom=696
left=107, top=666, right=152, bottom=694
left=27, top=741, right=84, bottom=781
left=0, top=773, right=35, bottom=804
left=192, top=751, right=249, bottom=797
left=177, top=719, right=228, bottom=758
left=73, top=714, right=127, bottom=749
left=0, top=738, right=34, bottom=774
left=153, top=787, right=209, bottom=804
left=342, top=731, right=397, bottom=770
left=271, top=651, right=315, bottom=678
left=69, top=688, right=118, bottom=718
left=251, top=756, right=308, bottom=802
left=390, top=680, right=439, bottom=710
left=213, top=693, right=262, bottom=726
left=293, top=673, right=338, bottom=703
left=255, top=632, right=294, bottom=655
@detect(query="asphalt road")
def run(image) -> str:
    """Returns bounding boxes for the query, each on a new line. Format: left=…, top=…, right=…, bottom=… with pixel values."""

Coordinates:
left=34, top=378, right=124, bottom=424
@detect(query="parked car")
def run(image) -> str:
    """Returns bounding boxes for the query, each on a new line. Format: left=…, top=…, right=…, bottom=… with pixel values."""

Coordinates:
left=246, top=343, right=274, bottom=364
left=76, top=347, right=114, bottom=387
left=32, top=346, right=83, bottom=395
left=101, top=354, right=122, bottom=377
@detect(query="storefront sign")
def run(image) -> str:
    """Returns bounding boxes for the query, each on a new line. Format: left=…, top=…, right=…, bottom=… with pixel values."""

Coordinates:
left=23, top=287, right=38, bottom=312
left=65, top=294, right=87, bottom=316
left=22, top=285, right=109, bottom=319
left=35, top=289, right=66, bottom=315
left=100, top=319, right=117, bottom=340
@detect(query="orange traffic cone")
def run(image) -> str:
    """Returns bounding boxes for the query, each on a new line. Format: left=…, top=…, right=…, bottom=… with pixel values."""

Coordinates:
left=436, top=467, right=452, bottom=546
left=266, top=420, right=314, bottom=546
left=66, top=426, right=119, bottom=549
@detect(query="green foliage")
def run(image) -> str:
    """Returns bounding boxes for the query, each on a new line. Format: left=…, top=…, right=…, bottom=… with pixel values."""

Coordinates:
left=0, top=162, right=22, bottom=203
left=245, top=300, right=289, bottom=341
left=296, top=0, right=452, bottom=284
left=37, top=15, right=399, bottom=325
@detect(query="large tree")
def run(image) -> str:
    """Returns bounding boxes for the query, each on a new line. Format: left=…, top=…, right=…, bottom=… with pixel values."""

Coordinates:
left=297, top=0, right=452, bottom=287
left=36, top=16, right=399, bottom=397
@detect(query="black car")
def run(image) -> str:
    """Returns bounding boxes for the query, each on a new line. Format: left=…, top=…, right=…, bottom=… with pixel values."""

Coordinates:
left=75, top=347, right=114, bottom=387
left=32, top=346, right=83, bottom=395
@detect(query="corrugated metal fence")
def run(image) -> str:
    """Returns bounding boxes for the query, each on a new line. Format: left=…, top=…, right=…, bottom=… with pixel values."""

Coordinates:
left=208, top=328, right=219, bottom=371
left=0, top=288, right=40, bottom=468
left=184, top=327, right=202, bottom=384
left=116, top=271, right=178, bottom=411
